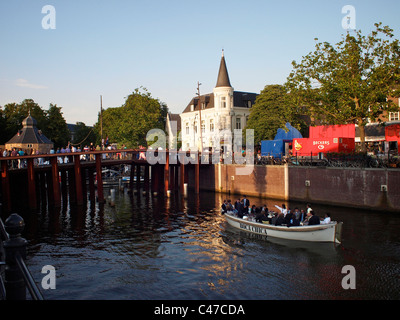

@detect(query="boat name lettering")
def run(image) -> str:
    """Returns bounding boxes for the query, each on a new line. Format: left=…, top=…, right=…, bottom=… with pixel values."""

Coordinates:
left=239, top=223, right=267, bottom=235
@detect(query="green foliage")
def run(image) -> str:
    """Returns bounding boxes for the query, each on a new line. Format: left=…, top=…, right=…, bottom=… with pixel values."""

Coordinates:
left=98, top=87, right=169, bottom=148
left=285, top=23, right=400, bottom=150
left=73, top=122, right=97, bottom=147
left=45, top=104, right=71, bottom=148
left=0, top=99, right=70, bottom=148
left=245, top=84, right=305, bottom=145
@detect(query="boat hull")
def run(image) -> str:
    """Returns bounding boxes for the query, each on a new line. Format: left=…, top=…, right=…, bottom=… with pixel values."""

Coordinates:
left=225, top=213, right=342, bottom=243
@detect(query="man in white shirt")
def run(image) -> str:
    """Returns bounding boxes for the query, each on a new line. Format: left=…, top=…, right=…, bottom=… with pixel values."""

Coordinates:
left=321, top=213, right=331, bottom=224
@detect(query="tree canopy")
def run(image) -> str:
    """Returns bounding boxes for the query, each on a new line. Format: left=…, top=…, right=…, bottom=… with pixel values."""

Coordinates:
left=285, top=23, right=400, bottom=151
left=0, top=99, right=70, bottom=148
left=245, top=84, right=306, bottom=145
left=97, top=88, right=168, bottom=148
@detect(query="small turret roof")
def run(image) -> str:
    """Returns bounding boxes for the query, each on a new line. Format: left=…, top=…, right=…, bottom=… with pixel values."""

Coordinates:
left=215, top=50, right=232, bottom=88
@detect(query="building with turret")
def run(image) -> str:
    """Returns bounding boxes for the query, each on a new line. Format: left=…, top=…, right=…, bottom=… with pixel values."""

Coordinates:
left=5, top=114, right=54, bottom=154
left=179, top=51, right=258, bottom=151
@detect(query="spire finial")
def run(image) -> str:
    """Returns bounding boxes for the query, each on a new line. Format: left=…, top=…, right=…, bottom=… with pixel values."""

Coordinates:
left=222, top=48, right=224, bottom=57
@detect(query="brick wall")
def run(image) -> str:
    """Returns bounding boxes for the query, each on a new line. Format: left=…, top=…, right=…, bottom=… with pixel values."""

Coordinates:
left=193, top=164, right=400, bottom=212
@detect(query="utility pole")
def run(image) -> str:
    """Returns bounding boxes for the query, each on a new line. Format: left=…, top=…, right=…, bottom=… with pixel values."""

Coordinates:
left=197, top=82, right=203, bottom=153
left=100, top=95, right=103, bottom=149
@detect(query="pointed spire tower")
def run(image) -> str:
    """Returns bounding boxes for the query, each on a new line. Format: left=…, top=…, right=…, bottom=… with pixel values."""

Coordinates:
left=216, top=49, right=232, bottom=88
left=213, top=50, right=234, bottom=131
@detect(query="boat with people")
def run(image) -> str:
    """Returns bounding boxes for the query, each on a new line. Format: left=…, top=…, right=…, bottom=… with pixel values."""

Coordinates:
left=224, top=211, right=343, bottom=244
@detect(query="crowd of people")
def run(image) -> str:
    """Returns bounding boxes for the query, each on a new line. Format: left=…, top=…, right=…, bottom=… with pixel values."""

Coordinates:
left=221, top=197, right=332, bottom=227
left=0, top=142, right=131, bottom=169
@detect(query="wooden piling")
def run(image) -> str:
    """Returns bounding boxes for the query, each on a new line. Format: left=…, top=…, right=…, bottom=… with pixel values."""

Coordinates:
left=180, top=163, right=185, bottom=195
left=27, top=158, right=37, bottom=210
left=95, top=154, right=104, bottom=203
left=164, top=151, right=169, bottom=195
left=51, top=157, right=61, bottom=207
left=74, top=155, right=83, bottom=206
left=1, top=160, right=11, bottom=213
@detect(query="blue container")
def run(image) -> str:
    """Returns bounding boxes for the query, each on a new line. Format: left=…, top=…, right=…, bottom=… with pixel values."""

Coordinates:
left=261, top=140, right=284, bottom=158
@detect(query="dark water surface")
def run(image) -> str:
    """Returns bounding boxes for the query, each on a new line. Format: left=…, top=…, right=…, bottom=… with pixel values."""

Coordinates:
left=16, top=188, right=400, bottom=300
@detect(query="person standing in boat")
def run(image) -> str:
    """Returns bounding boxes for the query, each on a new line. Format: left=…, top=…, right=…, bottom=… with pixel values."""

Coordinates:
left=242, top=195, right=250, bottom=213
left=274, top=204, right=287, bottom=216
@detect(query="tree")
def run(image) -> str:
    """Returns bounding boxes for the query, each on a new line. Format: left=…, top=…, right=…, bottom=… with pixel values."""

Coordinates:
left=45, top=104, right=70, bottom=148
left=98, top=88, right=169, bottom=148
left=73, top=122, right=97, bottom=147
left=1, top=99, right=47, bottom=144
left=245, top=84, right=306, bottom=145
left=0, top=99, right=70, bottom=148
left=285, top=23, right=400, bottom=151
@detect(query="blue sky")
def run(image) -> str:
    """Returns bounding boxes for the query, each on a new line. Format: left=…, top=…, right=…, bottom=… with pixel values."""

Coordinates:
left=1, top=0, right=399, bottom=126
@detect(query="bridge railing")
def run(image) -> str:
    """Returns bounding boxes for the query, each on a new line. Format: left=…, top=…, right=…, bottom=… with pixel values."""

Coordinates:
left=0, top=149, right=142, bottom=170
left=0, top=212, right=44, bottom=300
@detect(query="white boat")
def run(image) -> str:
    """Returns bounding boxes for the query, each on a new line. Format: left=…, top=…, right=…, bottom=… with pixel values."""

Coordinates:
left=224, top=212, right=343, bottom=244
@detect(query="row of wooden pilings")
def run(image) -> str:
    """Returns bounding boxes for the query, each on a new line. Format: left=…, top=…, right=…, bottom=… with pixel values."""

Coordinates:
left=0, top=150, right=202, bottom=213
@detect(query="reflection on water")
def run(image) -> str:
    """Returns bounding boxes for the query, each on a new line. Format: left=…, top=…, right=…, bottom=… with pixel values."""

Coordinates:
left=13, top=188, right=400, bottom=300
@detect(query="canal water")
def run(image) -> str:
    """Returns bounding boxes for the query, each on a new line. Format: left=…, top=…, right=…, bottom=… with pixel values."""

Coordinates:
left=15, top=187, right=400, bottom=300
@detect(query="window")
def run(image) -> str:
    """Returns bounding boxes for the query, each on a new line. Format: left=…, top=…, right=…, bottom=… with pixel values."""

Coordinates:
left=201, top=102, right=206, bottom=110
left=221, top=97, right=226, bottom=108
left=236, top=117, right=241, bottom=130
left=246, top=100, right=252, bottom=108
left=186, top=123, right=189, bottom=135
left=389, top=112, right=399, bottom=121
left=201, top=120, right=205, bottom=133
left=194, top=122, right=198, bottom=134
left=210, top=119, right=214, bottom=132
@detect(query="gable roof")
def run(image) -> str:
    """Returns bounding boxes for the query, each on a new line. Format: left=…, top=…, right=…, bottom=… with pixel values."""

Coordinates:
left=166, top=113, right=182, bottom=132
left=181, top=93, right=215, bottom=114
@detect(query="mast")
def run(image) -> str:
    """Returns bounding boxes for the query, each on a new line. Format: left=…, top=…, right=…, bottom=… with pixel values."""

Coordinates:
left=100, top=95, right=103, bottom=148
left=197, top=81, right=203, bottom=153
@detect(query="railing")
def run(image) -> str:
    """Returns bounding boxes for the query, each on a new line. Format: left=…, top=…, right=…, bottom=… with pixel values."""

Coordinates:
left=0, top=212, right=44, bottom=300
left=0, top=149, right=139, bottom=170
left=255, top=152, right=400, bottom=169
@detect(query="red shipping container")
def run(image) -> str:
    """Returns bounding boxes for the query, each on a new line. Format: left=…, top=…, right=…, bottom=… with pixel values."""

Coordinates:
left=293, top=137, right=355, bottom=156
left=385, top=124, right=400, bottom=153
left=385, top=124, right=400, bottom=141
left=309, top=124, right=355, bottom=139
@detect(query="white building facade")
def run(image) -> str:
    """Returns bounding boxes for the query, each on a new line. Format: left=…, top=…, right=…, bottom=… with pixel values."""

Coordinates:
left=179, top=52, right=258, bottom=151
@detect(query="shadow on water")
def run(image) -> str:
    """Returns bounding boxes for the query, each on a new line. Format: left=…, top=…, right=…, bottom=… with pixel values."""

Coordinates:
left=8, top=187, right=400, bottom=300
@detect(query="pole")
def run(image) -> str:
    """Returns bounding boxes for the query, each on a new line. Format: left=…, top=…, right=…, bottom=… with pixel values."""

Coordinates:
left=100, top=95, right=103, bottom=148
left=197, top=82, right=203, bottom=154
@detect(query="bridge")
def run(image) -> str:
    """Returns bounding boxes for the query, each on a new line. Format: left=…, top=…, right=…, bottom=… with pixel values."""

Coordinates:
left=0, top=149, right=212, bottom=213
